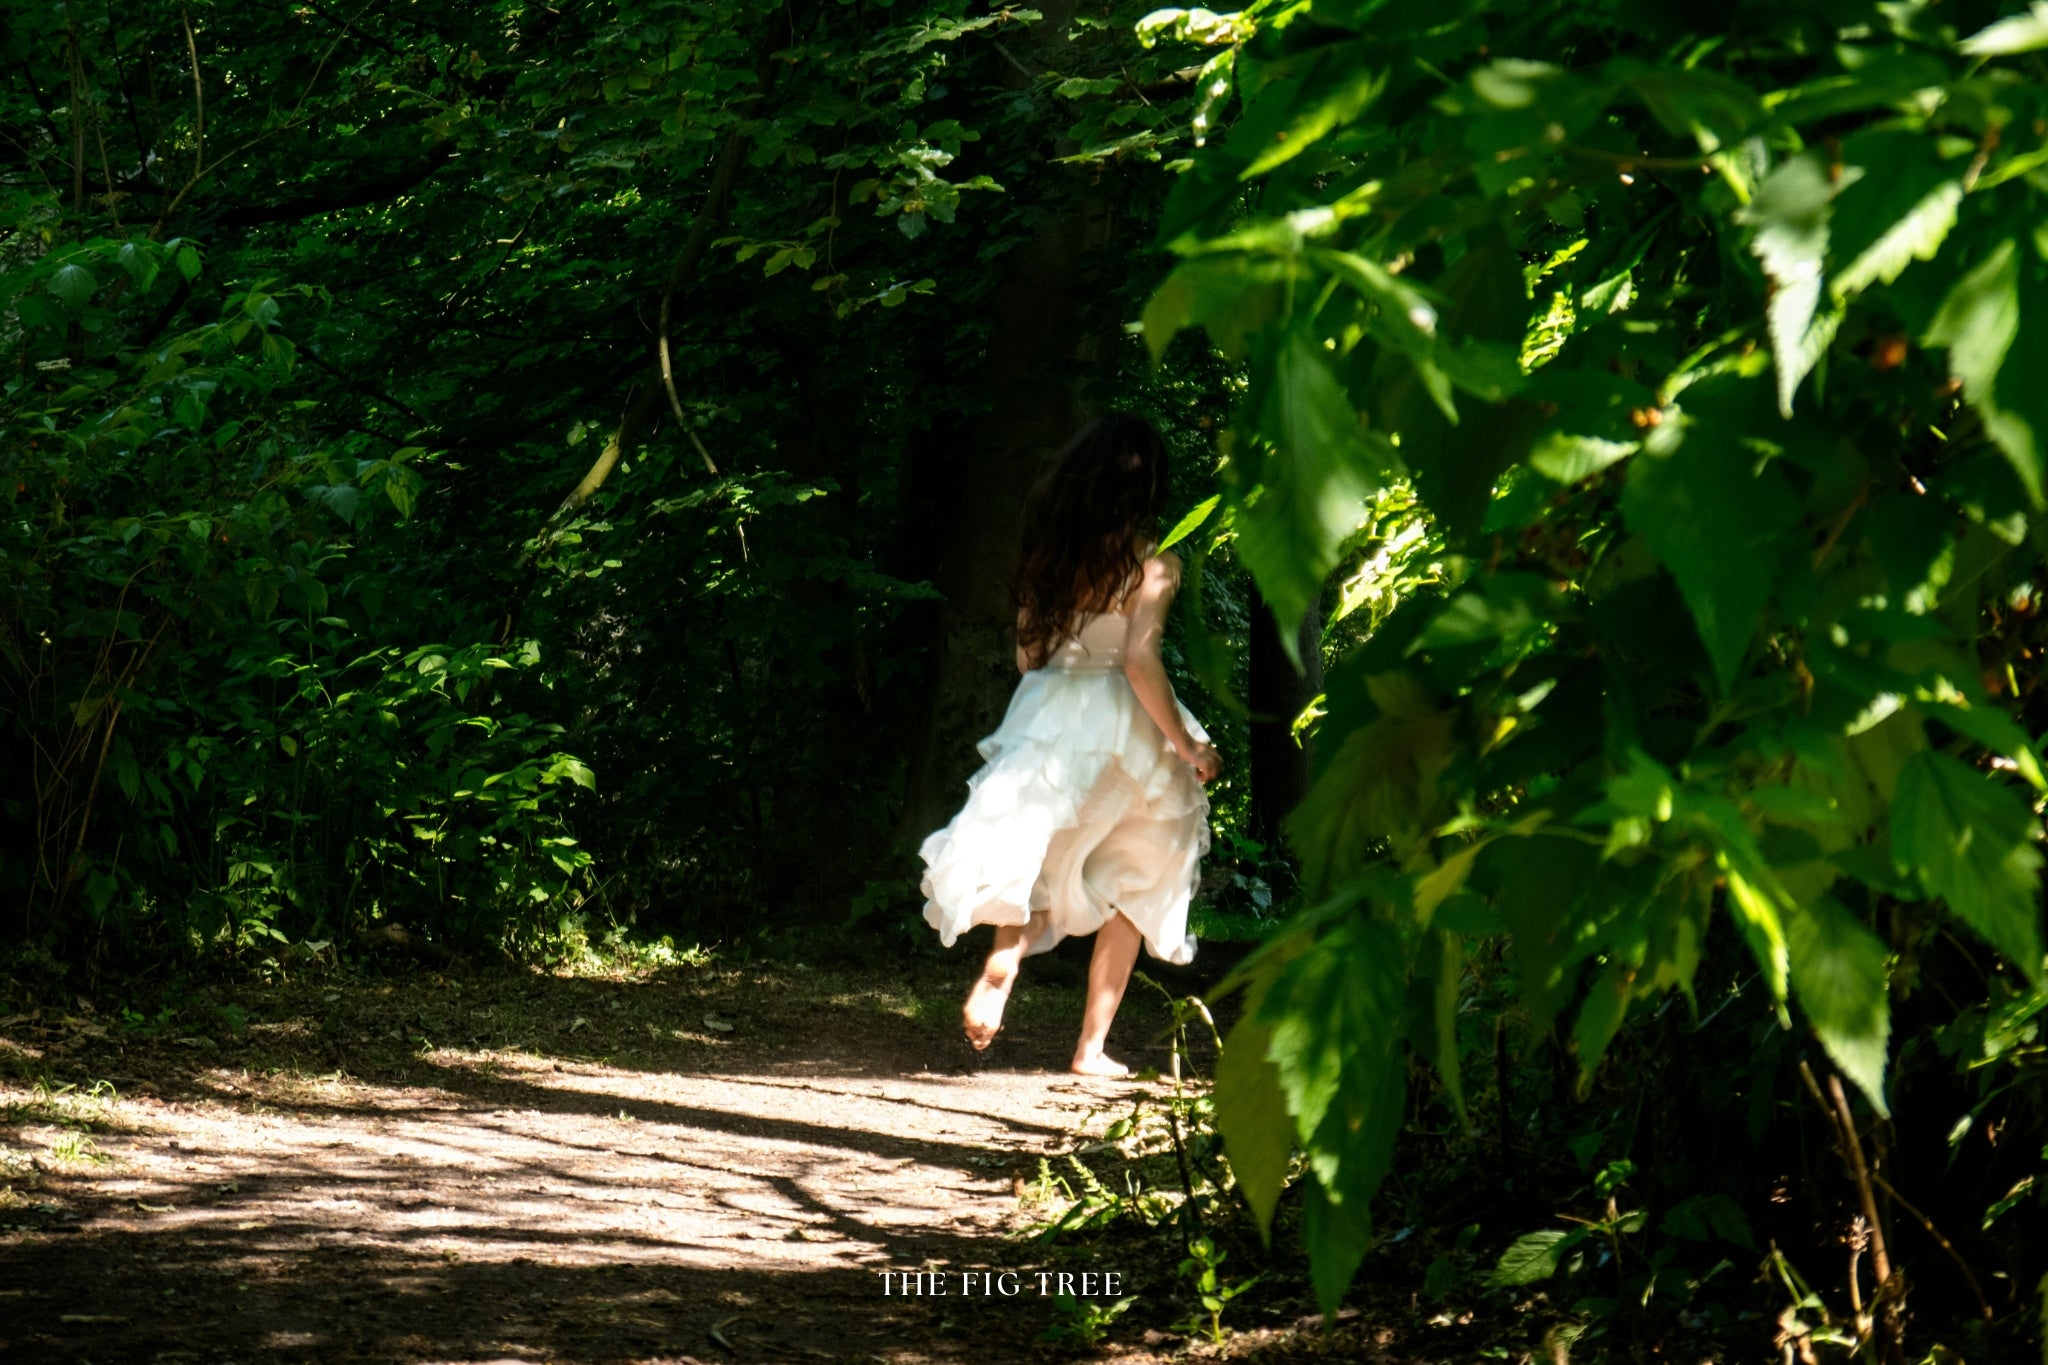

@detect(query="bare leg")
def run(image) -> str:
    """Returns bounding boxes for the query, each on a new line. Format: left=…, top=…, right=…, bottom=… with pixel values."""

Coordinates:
left=1072, top=911, right=1143, bottom=1076
left=964, top=923, right=1028, bottom=1049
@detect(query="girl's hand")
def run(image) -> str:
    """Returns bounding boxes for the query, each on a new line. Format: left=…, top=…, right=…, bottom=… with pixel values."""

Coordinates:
left=1185, top=741, right=1221, bottom=785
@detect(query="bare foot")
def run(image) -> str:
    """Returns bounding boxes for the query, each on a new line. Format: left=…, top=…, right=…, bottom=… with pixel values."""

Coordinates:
left=963, top=973, right=1011, bottom=1050
left=1069, top=1052, right=1130, bottom=1078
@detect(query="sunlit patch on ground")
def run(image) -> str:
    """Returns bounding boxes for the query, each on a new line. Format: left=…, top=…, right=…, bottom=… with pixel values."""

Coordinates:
left=0, top=961, right=1213, bottom=1363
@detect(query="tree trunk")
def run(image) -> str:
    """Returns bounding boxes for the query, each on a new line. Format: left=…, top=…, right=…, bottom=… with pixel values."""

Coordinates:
left=1246, top=586, right=1322, bottom=853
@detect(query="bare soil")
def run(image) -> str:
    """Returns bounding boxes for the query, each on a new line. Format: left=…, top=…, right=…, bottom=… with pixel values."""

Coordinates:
left=0, top=947, right=1385, bottom=1365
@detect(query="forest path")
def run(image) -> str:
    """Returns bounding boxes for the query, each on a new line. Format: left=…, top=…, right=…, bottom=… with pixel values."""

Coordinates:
left=0, top=951, right=1239, bottom=1364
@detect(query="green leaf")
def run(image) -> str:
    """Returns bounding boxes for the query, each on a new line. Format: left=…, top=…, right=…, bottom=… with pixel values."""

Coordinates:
left=1142, top=255, right=1286, bottom=362
left=1611, top=59, right=1762, bottom=153
left=1302, top=1176, right=1372, bottom=1316
left=1257, top=916, right=1408, bottom=1288
left=1785, top=897, right=1893, bottom=1115
left=114, top=242, right=160, bottom=295
left=1922, top=700, right=2048, bottom=791
left=1661, top=1194, right=1756, bottom=1250
left=1287, top=673, right=1453, bottom=882
left=47, top=263, right=97, bottom=312
left=1572, top=958, right=1635, bottom=1080
left=1620, top=409, right=1801, bottom=693
left=1738, top=153, right=1836, bottom=416
left=1828, top=132, right=1960, bottom=299
left=1924, top=237, right=2048, bottom=506
left=1526, top=370, right=1654, bottom=482
left=1892, top=751, right=2045, bottom=976
left=1214, top=1009, right=1294, bottom=1238
left=1232, top=329, right=1382, bottom=663
left=1240, top=57, right=1385, bottom=180
left=1489, top=1228, right=1578, bottom=1286
left=1260, top=917, right=1407, bottom=1313
left=1260, top=917, right=1404, bottom=1153
left=1158, top=495, right=1220, bottom=552
left=1960, top=1, right=2048, bottom=56
left=552, top=757, right=597, bottom=791
left=1408, top=572, right=1569, bottom=657
left=1406, top=927, right=1468, bottom=1119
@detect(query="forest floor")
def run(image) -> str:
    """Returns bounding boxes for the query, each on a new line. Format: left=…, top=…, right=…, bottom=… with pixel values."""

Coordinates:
left=0, top=943, right=1446, bottom=1365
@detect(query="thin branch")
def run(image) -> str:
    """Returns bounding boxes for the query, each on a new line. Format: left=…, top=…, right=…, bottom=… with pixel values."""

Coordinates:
left=1825, top=1074, right=1896, bottom=1306
left=658, top=286, right=717, bottom=476
left=990, top=38, right=1038, bottom=83
left=1870, top=1171, right=1994, bottom=1324
left=65, top=5, right=88, bottom=212
left=148, top=5, right=205, bottom=239
left=1801, top=1064, right=1908, bottom=1365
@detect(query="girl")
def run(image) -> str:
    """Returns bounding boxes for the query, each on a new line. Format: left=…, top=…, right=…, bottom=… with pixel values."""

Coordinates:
left=919, top=414, right=1221, bottom=1077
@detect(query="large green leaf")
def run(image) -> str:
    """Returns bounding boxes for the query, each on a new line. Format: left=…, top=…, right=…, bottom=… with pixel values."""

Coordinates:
left=1213, top=1007, right=1295, bottom=1238
left=1619, top=410, right=1801, bottom=694
left=1610, top=59, right=1762, bottom=153
left=47, top=262, right=98, bottom=312
left=1892, top=750, right=2046, bottom=976
left=1302, top=1176, right=1372, bottom=1317
left=1231, top=328, right=1384, bottom=662
left=1240, top=54, right=1385, bottom=179
left=1785, top=896, right=1893, bottom=1115
left=1257, top=914, right=1409, bottom=1305
left=1960, top=2, right=2048, bottom=56
left=1571, top=957, right=1637, bottom=1080
left=1738, top=152, right=1836, bottom=416
left=1143, top=254, right=1289, bottom=362
left=1925, top=237, right=2048, bottom=506
left=1488, top=1228, right=1583, bottom=1286
left=1526, top=369, right=1655, bottom=483
left=1828, top=131, right=1960, bottom=300
left=1286, top=672, right=1454, bottom=883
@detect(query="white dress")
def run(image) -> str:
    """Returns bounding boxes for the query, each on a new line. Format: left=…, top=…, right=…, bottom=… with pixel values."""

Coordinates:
left=920, top=609, right=1211, bottom=964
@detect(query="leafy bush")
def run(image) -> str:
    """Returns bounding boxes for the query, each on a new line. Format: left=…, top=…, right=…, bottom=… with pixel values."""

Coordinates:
left=2, top=235, right=593, bottom=958
left=1149, top=0, right=2048, bottom=1352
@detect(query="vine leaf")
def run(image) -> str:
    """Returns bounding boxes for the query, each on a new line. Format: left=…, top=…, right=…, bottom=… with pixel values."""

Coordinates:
left=1240, top=52, right=1385, bottom=179
left=1785, top=897, right=1893, bottom=1115
left=1739, top=152, right=1837, bottom=416
left=1212, top=1007, right=1294, bottom=1239
left=1257, top=917, right=1409, bottom=1311
left=1829, top=131, right=1960, bottom=300
left=1619, top=411, right=1801, bottom=693
left=1924, top=238, right=2048, bottom=507
left=1892, top=750, right=2046, bottom=976
left=1488, top=1228, right=1584, bottom=1286
left=1286, top=673, right=1454, bottom=884
left=1231, top=328, right=1384, bottom=664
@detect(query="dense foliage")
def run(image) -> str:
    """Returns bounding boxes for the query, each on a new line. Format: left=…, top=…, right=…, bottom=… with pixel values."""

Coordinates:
left=1, top=0, right=1243, bottom=959
left=5, top=0, right=2048, bottom=1357
left=1152, top=0, right=2048, bottom=1354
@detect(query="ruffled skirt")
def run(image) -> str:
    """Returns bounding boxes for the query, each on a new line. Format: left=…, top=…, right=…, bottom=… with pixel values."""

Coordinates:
left=919, top=667, right=1209, bottom=964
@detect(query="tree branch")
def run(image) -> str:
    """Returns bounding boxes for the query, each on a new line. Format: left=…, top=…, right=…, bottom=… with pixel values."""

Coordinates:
left=148, top=5, right=206, bottom=240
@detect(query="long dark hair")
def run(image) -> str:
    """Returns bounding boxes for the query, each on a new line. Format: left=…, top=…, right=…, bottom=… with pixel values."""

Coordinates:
left=1013, top=413, right=1170, bottom=669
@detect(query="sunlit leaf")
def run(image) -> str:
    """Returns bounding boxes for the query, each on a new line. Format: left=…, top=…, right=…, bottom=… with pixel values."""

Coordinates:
left=1892, top=751, right=2046, bottom=976
left=1785, top=897, right=1893, bottom=1114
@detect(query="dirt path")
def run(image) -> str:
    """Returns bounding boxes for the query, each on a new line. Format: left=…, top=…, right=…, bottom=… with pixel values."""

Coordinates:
left=0, top=953, right=1249, bottom=1364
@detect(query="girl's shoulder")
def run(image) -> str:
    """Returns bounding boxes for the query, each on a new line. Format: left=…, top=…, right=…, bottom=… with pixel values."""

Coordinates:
left=1142, top=548, right=1183, bottom=583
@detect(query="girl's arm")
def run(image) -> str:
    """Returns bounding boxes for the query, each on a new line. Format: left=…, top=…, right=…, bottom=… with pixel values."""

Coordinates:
left=1122, top=553, right=1221, bottom=782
